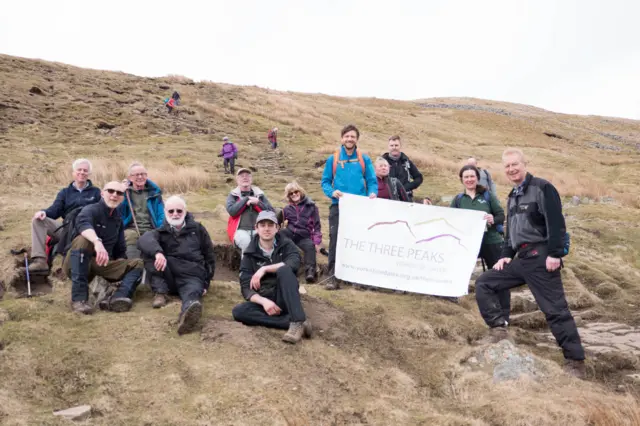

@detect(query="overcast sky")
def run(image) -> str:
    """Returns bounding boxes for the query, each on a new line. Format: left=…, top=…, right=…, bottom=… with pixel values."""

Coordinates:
left=1, top=0, right=638, bottom=119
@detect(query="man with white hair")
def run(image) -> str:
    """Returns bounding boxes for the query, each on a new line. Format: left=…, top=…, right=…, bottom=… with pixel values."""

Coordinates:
left=137, top=196, right=216, bottom=335
left=467, top=157, right=497, bottom=194
left=29, top=158, right=101, bottom=274
left=118, top=162, right=165, bottom=260
left=61, top=181, right=144, bottom=315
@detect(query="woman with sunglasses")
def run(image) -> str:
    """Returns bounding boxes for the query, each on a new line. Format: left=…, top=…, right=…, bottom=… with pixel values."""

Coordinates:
left=279, top=182, right=322, bottom=283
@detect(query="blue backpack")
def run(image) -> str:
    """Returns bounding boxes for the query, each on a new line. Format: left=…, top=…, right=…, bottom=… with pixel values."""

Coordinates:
left=454, top=191, right=505, bottom=234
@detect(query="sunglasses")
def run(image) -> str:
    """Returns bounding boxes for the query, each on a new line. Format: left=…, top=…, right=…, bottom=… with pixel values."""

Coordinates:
left=288, top=191, right=300, bottom=197
left=167, top=209, right=184, bottom=215
left=105, top=188, right=125, bottom=196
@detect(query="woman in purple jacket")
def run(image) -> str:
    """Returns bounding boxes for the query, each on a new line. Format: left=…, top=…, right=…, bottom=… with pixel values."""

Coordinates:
left=279, top=182, right=322, bottom=283
left=218, top=136, right=238, bottom=174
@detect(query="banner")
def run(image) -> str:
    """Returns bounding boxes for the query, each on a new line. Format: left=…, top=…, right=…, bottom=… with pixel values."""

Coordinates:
left=335, top=194, right=487, bottom=297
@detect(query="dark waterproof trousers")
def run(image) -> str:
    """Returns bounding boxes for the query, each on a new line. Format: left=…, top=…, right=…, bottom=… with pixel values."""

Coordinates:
left=232, top=266, right=306, bottom=329
left=328, top=204, right=339, bottom=274
left=279, top=228, right=316, bottom=271
left=144, top=257, right=204, bottom=312
left=478, top=242, right=510, bottom=320
left=475, top=244, right=585, bottom=361
left=223, top=158, right=235, bottom=174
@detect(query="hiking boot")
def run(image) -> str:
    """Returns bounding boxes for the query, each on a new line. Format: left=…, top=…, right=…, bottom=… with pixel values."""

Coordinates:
left=28, top=257, right=49, bottom=275
left=478, top=326, right=512, bottom=344
left=109, top=297, right=133, bottom=313
left=324, top=277, right=340, bottom=291
left=152, top=293, right=168, bottom=309
left=305, top=267, right=317, bottom=284
left=282, top=321, right=304, bottom=344
left=177, top=301, right=202, bottom=335
left=563, top=359, right=586, bottom=379
left=71, top=301, right=93, bottom=315
left=302, top=320, right=313, bottom=338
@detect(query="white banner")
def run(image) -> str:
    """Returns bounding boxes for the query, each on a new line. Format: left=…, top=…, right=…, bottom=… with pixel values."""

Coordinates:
left=335, top=194, right=487, bottom=297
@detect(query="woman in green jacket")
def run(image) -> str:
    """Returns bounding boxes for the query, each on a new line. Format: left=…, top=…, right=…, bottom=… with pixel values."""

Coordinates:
left=450, top=165, right=505, bottom=268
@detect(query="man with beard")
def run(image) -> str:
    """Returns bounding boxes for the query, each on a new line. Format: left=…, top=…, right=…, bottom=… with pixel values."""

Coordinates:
left=382, top=135, right=423, bottom=202
left=62, top=181, right=144, bottom=314
left=137, top=196, right=216, bottom=335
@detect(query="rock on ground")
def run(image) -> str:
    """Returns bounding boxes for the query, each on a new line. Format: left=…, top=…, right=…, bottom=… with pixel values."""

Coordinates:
left=53, top=405, right=92, bottom=421
left=469, top=340, right=548, bottom=383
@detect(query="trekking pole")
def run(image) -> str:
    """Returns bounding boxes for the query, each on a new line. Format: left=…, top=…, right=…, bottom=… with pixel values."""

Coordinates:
left=24, top=253, right=32, bottom=298
left=123, top=184, right=146, bottom=284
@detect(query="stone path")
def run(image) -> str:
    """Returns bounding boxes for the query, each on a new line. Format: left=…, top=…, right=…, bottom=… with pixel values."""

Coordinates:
left=539, top=323, right=640, bottom=356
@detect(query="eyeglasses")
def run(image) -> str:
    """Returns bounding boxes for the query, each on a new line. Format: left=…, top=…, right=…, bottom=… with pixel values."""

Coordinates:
left=288, top=191, right=300, bottom=197
left=106, top=188, right=125, bottom=196
left=167, top=209, right=184, bottom=215
left=130, top=173, right=148, bottom=178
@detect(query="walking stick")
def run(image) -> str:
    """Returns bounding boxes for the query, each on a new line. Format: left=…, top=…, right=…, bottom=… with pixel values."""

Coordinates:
left=124, top=183, right=146, bottom=284
left=24, top=253, right=32, bottom=298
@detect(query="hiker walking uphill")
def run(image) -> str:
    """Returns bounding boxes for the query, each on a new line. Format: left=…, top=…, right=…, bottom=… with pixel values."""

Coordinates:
left=268, top=127, right=278, bottom=149
left=164, top=97, right=176, bottom=113
left=62, top=182, right=144, bottom=315
left=474, top=148, right=586, bottom=379
left=279, top=182, right=322, bottom=283
left=218, top=136, right=238, bottom=174
left=137, top=196, right=215, bottom=335
left=382, top=135, right=423, bottom=202
left=467, top=157, right=497, bottom=194
left=321, top=124, right=377, bottom=290
left=374, top=157, right=410, bottom=202
left=226, top=168, right=274, bottom=255
left=171, top=91, right=181, bottom=106
left=29, top=158, right=101, bottom=274
left=231, top=210, right=312, bottom=344
left=118, top=162, right=165, bottom=261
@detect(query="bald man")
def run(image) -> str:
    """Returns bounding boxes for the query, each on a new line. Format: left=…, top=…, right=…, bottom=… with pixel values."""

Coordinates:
left=62, top=181, right=143, bottom=315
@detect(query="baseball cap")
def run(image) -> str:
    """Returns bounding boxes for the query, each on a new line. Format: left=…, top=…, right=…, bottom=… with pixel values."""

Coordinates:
left=256, top=210, right=278, bottom=225
left=236, top=168, right=252, bottom=176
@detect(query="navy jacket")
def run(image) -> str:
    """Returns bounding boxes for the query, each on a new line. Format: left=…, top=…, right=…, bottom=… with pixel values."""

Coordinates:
left=44, top=181, right=101, bottom=219
left=75, top=199, right=126, bottom=259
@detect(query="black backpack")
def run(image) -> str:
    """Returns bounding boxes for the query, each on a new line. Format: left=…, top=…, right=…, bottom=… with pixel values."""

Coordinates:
left=54, top=206, right=85, bottom=258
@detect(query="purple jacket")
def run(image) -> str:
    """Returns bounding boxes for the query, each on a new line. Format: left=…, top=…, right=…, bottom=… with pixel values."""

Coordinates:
left=220, top=142, right=238, bottom=159
left=282, top=196, right=322, bottom=245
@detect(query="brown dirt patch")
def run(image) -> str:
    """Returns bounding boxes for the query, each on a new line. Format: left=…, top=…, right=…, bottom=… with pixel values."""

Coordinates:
left=301, top=295, right=344, bottom=332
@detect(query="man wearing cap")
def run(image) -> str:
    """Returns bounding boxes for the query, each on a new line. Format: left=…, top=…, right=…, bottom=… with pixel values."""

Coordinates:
left=226, top=168, right=274, bottom=254
left=218, top=136, right=238, bottom=174
left=232, top=210, right=312, bottom=344
left=61, top=181, right=144, bottom=315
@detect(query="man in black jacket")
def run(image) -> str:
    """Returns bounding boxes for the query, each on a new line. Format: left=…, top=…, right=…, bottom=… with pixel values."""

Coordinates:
left=232, top=211, right=312, bottom=344
left=62, top=181, right=143, bottom=315
left=29, top=158, right=101, bottom=274
left=475, top=148, right=585, bottom=378
left=137, top=196, right=216, bottom=335
left=382, top=135, right=423, bottom=202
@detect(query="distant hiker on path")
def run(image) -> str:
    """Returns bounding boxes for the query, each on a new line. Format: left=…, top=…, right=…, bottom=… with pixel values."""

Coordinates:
left=467, top=157, right=497, bottom=194
left=451, top=165, right=505, bottom=270
left=232, top=210, right=312, bottom=344
left=29, top=158, right=101, bottom=275
left=137, top=196, right=216, bottom=335
left=474, top=148, right=586, bottom=378
left=279, top=182, right=322, bottom=283
left=118, top=162, right=165, bottom=261
left=218, top=136, right=238, bottom=174
left=374, top=157, right=410, bottom=202
left=171, top=91, right=181, bottom=106
left=226, top=168, right=274, bottom=255
left=164, top=97, right=176, bottom=113
left=320, top=124, right=377, bottom=290
left=62, top=181, right=143, bottom=315
left=382, top=135, right=424, bottom=202
left=268, top=127, right=278, bottom=149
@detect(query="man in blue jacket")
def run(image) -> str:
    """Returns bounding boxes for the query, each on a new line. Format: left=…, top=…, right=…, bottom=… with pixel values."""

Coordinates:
left=62, top=181, right=144, bottom=315
left=320, top=124, right=377, bottom=290
left=29, top=159, right=101, bottom=274
left=118, top=162, right=165, bottom=260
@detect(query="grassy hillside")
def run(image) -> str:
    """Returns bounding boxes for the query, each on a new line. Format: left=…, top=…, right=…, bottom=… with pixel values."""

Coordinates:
left=1, top=54, right=640, bottom=425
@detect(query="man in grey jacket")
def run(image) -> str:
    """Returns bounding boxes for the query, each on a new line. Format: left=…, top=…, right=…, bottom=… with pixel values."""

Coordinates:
left=226, top=168, right=274, bottom=254
left=467, top=157, right=497, bottom=194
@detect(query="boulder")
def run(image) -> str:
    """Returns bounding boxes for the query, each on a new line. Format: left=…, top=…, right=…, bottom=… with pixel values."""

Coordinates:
left=470, top=340, right=548, bottom=383
left=571, top=196, right=580, bottom=206
left=53, top=405, right=91, bottom=421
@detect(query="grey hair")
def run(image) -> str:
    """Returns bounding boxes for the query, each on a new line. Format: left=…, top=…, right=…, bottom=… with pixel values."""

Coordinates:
left=72, top=158, right=92, bottom=173
left=128, top=161, right=146, bottom=175
left=165, top=195, right=187, bottom=210
left=375, top=156, right=389, bottom=166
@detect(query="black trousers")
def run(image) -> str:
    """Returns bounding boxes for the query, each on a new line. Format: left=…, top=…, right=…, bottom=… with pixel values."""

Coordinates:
left=478, top=242, right=510, bottom=319
left=232, top=266, right=305, bottom=329
left=328, top=204, right=339, bottom=274
left=475, top=245, right=585, bottom=360
left=279, top=228, right=316, bottom=270
left=223, top=157, right=235, bottom=173
left=144, top=258, right=204, bottom=311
